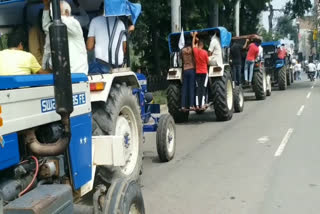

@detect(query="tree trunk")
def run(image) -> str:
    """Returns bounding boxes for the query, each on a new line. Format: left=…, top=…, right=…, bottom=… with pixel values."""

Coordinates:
left=234, top=0, right=240, bottom=36
left=268, top=3, right=273, bottom=34
left=171, top=0, right=181, bottom=32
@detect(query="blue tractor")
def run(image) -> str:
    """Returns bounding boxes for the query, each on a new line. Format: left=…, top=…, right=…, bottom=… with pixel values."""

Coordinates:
left=167, top=27, right=244, bottom=123
left=0, top=0, right=175, bottom=213
left=262, top=41, right=289, bottom=91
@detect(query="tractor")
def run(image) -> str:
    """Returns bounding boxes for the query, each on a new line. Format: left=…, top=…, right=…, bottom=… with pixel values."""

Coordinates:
left=231, top=34, right=271, bottom=100
left=262, top=41, right=292, bottom=90
left=0, top=0, right=175, bottom=213
left=167, top=27, right=244, bottom=123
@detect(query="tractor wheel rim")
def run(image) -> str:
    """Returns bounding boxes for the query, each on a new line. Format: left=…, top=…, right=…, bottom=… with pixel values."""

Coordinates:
left=166, top=121, right=175, bottom=154
left=227, top=79, right=233, bottom=110
left=115, top=106, right=139, bottom=175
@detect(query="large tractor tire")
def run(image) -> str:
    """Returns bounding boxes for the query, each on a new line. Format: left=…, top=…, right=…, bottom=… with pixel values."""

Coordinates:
left=167, top=83, right=189, bottom=123
left=104, top=178, right=145, bottom=214
left=211, top=69, right=234, bottom=121
left=266, top=74, right=272, bottom=96
left=252, top=70, right=266, bottom=100
left=278, top=67, right=287, bottom=90
left=233, top=86, right=244, bottom=113
left=92, top=84, right=143, bottom=182
left=287, top=71, right=291, bottom=86
left=156, top=114, right=176, bottom=162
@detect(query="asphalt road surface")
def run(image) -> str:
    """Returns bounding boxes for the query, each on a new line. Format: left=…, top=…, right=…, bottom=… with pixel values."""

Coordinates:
left=141, top=75, right=320, bottom=214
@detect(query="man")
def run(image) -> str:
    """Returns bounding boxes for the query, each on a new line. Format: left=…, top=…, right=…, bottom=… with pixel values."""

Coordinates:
left=0, top=33, right=47, bottom=75
left=67, top=0, right=89, bottom=29
left=316, top=61, right=320, bottom=79
left=86, top=4, right=127, bottom=74
left=230, top=41, right=243, bottom=86
left=243, top=39, right=259, bottom=85
left=307, top=61, right=316, bottom=80
left=277, top=44, right=287, bottom=60
left=42, top=0, right=88, bottom=74
left=181, top=41, right=196, bottom=111
left=208, top=32, right=222, bottom=67
left=192, top=32, right=209, bottom=110
left=294, top=61, right=302, bottom=80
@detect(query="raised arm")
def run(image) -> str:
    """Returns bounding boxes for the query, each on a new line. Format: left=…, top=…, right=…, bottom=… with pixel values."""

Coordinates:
left=42, top=0, right=51, bottom=33
left=191, top=32, right=198, bottom=48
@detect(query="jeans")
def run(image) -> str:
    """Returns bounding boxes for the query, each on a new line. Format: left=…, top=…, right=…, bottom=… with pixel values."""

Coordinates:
left=196, top=73, right=208, bottom=108
left=89, top=60, right=111, bottom=74
left=181, top=69, right=196, bottom=108
left=244, top=60, right=254, bottom=82
left=232, top=65, right=241, bottom=86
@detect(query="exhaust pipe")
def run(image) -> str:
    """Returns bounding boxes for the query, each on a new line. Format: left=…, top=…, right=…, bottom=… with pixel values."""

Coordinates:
left=26, top=0, right=73, bottom=156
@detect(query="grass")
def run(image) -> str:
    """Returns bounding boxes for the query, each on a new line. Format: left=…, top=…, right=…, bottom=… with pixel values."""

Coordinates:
left=152, top=90, right=167, bottom=105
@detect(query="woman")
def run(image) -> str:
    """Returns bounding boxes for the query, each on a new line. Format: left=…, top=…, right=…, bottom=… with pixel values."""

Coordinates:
left=181, top=40, right=196, bottom=111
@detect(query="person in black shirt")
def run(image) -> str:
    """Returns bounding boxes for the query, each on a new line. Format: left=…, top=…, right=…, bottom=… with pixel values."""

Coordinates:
left=230, top=42, right=244, bottom=86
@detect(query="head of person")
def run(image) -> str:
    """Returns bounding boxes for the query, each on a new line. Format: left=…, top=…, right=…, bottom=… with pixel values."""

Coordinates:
left=99, top=2, right=104, bottom=15
left=7, top=33, right=26, bottom=50
left=60, top=0, right=72, bottom=17
left=198, top=39, right=204, bottom=49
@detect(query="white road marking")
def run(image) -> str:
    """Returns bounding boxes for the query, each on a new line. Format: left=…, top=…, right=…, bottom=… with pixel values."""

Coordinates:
left=311, top=86, right=314, bottom=89
left=275, top=128, right=294, bottom=157
left=307, top=92, right=311, bottom=99
left=297, top=105, right=305, bottom=116
left=257, top=136, right=270, bottom=144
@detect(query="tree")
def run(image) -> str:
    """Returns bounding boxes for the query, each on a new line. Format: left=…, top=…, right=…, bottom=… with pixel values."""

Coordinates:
left=285, top=0, right=312, bottom=19
left=275, top=16, right=298, bottom=43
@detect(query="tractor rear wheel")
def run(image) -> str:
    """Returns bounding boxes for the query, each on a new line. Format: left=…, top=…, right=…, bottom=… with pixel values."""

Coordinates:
left=233, top=86, right=244, bottom=113
left=167, top=83, right=189, bottom=123
left=92, top=84, right=143, bottom=183
left=211, top=69, right=234, bottom=121
left=266, top=74, right=272, bottom=96
left=278, top=67, right=287, bottom=90
left=252, top=70, right=266, bottom=100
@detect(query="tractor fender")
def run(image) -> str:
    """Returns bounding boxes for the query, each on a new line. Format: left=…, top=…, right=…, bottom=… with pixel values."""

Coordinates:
left=209, top=64, right=230, bottom=78
left=167, top=68, right=182, bottom=82
left=89, top=71, right=140, bottom=103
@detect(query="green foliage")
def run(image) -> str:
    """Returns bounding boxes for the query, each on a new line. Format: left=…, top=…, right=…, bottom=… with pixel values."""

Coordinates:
left=152, top=90, right=167, bottom=105
left=275, top=16, right=298, bottom=43
left=285, top=0, right=312, bottom=19
left=130, top=0, right=271, bottom=75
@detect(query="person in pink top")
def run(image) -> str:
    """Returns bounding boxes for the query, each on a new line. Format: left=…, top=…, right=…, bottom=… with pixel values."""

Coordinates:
left=243, top=39, right=259, bottom=85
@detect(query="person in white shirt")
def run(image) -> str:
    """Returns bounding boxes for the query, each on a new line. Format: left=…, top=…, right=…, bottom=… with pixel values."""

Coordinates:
left=316, top=62, right=320, bottom=79
left=208, top=33, right=222, bottom=67
left=86, top=4, right=127, bottom=74
left=66, top=0, right=89, bottom=29
left=42, top=0, right=88, bottom=75
left=294, top=62, right=302, bottom=80
left=307, top=61, right=316, bottom=80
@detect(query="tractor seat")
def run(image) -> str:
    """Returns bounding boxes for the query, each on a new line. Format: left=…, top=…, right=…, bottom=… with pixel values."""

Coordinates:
left=0, top=73, right=88, bottom=90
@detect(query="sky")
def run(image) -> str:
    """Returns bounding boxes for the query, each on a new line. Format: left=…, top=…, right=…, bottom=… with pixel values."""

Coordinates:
left=261, top=0, right=289, bottom=29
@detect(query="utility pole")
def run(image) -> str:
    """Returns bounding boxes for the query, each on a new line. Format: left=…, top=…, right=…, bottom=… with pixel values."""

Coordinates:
left=268, top=3, right=273, bottom=33
left=209, top=1, right=219, bottom=27
left=171, top=0, right=181, bottom=32
left=234, top=0, right=240, bottom=36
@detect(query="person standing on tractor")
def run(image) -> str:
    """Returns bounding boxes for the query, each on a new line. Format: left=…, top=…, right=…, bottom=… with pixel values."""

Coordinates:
left=243, top=39, right=259, bottom=86
left=230, top=41, right=243, bottom=86
left=180, top=40, right=196, bottom=111
left=42, top=0, right=88, bottom=74
left=86, top=2, right=127, bottom=73
left=191, top=32, right=209, bottom=110
left=277, top=44, right=287, bottom=60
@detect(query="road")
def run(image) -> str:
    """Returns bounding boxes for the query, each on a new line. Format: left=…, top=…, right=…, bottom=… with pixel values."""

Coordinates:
left=141, top=76, right=320, bottom=214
